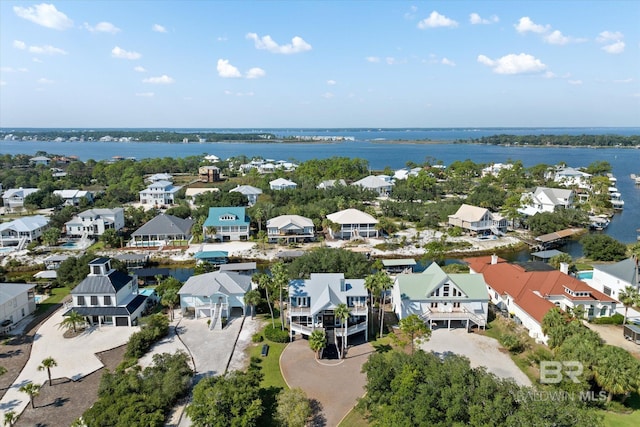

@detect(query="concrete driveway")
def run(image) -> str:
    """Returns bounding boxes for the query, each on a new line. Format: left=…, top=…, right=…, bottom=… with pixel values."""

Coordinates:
left=420, top=328, right=532, bottom=387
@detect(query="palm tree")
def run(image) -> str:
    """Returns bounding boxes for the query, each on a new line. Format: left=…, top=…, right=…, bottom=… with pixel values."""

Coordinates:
left=253, top=206, right=264, bottom=232
left=364, top=273, right=380, bottom=315
left=58, top=310, right=85, bottom=333
left=4, top=411, right=17, bottom=427
left=618, top=286, right=639, bottom=325
left=161, top=288, right=179, bottom=321
left=38, top=357, right=57, bottom=386
left=309, top=329, right=326, bottom=360
left=254, top=273, right=275, bottom=327
left=19, top=382, right=41, bottom=409
left=334, top=303, right=350, bottom=359
left=244, top=289, right=262, bottom=319
left=593, top=345, right=640, bottom=403
left=271, top=262, right=289, bottom=331
left=377, top=272, right=394, bottom=339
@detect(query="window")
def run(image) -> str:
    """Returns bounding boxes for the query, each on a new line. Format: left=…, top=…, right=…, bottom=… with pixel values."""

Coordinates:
left=104, top=296, right=112, bottom=305
left=603, top=286, right=611, bottom=296
left=453, top=302, right=460, bottom=308
left=77, top=296, right=85, bottom=306
left=92, top=266, right=101, bottom=275
left=430, top=302, right=438, bottom=308
left=296, top=297, right=309, bottom=307
left=443, top=285, right=449, bottom=297
left=91, top=296, right=99, bottom=306
left=600, top=306, right=607, bottom=316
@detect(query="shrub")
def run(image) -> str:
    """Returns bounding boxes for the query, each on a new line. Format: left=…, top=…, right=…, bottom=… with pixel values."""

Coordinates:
left=252, top=333, right=264, bottom=343
left=591, top=313, right=624, bottom=324
left=526, top=347, right=554, bottom=367
left=125, top=313, right=169, bottom=359
left=264, top=325, right=289, bottom=343
left=500, top=333, right=524, bottom=354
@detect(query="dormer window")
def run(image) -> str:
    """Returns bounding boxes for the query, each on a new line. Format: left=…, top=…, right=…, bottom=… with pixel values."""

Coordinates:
left=219, top=214, right=237, bottom=221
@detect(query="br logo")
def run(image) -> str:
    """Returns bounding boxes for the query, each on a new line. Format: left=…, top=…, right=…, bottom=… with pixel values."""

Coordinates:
left=540, top=361, right=583, bottom=384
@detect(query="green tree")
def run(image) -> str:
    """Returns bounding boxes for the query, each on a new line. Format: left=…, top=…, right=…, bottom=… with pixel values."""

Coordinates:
left=376, top=272, right=394, bottom=339
left=41, top=227, right=61, bottom=246
left=288, top=247, right=371, bottom=279
left=398, top=314, right=431, bottom=354
left=100, top=228, right=120, bottom=248
left=309, top=329, right=326, bottom=359
left=593, top=345, right=640, bottom=403
left=0, top=366, right=6, bottom=376
left=270, top=262, right=290, bottom=331
left=243, top=289, right=262, bottom=319
left=334, top=303, right=350, bottom=359
left=38, top=356, right=57, bottom=386
left=275, top=388, right=312, bottom=427
left=549, top=253, right=574, bottom=271
left=19, top=382, right=41, bottom=409
left=3, top=410, right=16, bottom=427
left=58, top=310, right=85, bottom=333
left=581, top=234, right=627, bottom=261
left=618, top=285, right=640, bottom=325
left=254, top=273, right=275, bottom=328
left=161, top=288, right=179, bottom=321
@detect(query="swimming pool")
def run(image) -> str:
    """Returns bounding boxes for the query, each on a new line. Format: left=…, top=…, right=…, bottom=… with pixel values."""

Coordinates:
left=138, top=288, right=157, bottom=298
left=577, top=271, right=593, bottom=280
left=0, top=247, right=15, bottom=254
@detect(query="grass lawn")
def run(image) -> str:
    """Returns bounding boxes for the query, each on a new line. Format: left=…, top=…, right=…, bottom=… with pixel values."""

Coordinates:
left=604, top=411, right=640, bottom=427
left=35, top=286, right=70, bottom=315
left=249, top=339, right=288, bottom=390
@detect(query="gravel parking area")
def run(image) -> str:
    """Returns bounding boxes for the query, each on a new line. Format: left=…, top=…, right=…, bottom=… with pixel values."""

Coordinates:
left=420, top=328, right=532, bottom=387
left=584, top=322, right=640, bottom=358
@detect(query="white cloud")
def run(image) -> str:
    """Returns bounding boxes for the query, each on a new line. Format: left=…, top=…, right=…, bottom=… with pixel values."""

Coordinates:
left=441, top=57, right=456, bottom=66
left=246, top=33, right=312, bottom=54
left=28, top=44, right=67, bottom=55
left=217, top=59, right=242, bottom=78
left=111, top=46, right=141, bottom=60
left=366, top=56, right=380, bottom=63
left=597, top=31, right=623, bottom=43
left=37, top=77, right=54, bottom=84
left=245, top=67, right=265, bottom=79
left=477, top=53, right=547, bottom=75
left=417, top=11, right=458, bottom=29
left=13, top=40, right=27, bottom=50
left=568, top=80, right=583, bottom=85
left=136, top=92, right=154, bottom=97
left=404, top=5, right=418, bottom=20
left=152, top=24, right=167, bottom=33
left=13, top=3, right=73, bottom=30
left=1, top=67, right=28, bottom=73
left=514, top=17, right=549, bottom=34
left=613, top=78, right=633, bottom=84
left=321, top=92, right=335, bottom=99
left=543, top=71, right=556, bottom=79
left=544, top=30, right=570, bottom=45
left=327, top=80, right=337, bottom=86
left=601, top=40, right=625, bottom=54
left=32, top=58, right=43, bottom=63
left=133, top=66, right=146, bottom=72
left=142, top=75, right=174, bottom=84
left=470, top=13, right=498, bottom=25
left=84, top=21, right=121, bottom=34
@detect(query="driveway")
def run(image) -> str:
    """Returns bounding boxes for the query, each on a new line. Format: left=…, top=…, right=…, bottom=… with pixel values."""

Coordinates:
left=280, top=337, right=373, bottom=427
left=420, top=328, right=532, bottom=387
left=584, top=322, right=640, bottom=358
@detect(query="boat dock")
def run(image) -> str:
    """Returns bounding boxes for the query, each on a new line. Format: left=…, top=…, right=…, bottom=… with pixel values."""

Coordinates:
left=534, top=228, right=585, bottom=250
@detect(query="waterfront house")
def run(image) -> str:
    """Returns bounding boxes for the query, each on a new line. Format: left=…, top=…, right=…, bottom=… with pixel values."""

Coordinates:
left=326, top=208, right=379, bottom=240
left=203, top=154, right=219, bottom=163
left=203, top=206, right=250, bottom=241
left=465, top=255, right=617, bottom=344
left=551, top=166, right=592, bottom=190
left=53, top=189, right=94, bottom=206
left=288, top=273, right=368, bottom=343
left=448, top=204, right=507, bottom=236
left=352, top=175, right=394, bottom=196
left=130, top=213, right=194, bottom=247
left=589, top=256, right=639, bottom=300
left=518, top=187, right=575, bottom=216
left=2, top=187, right=39, bottom=212
left=178, top=271, right=253, bottom=329
left=0, top=283, right=36, bottom=332
left=67, top=258, right=148, bottom=327
left=29, top=156, right=51, bottom=166
left=269, top=178, right=297, bottom=191
left=381, top=258, right=417, bottom=274
left=65, top=208, right=124, bottom=238
left=0, top=215, right=49, bottom=248
left=481, top=163, right=513, bottom=178
left=391, top=262, right=489, bottom=330
left=229, top=185, right=262, bottom=206
left=139, top=180, right=182, bottom=206
left=393, top=167, right=422, bottom=180
left=266, top=214, right=315, bottom=243
left=218, top=262, right=257, bottom=276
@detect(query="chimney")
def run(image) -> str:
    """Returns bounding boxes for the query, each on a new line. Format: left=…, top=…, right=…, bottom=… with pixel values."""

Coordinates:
left=491, top=254, right=498, bottom=265
left=560, top=262, right=569, bottom=275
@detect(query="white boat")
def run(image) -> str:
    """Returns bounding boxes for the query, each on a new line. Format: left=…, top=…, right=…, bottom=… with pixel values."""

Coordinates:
left=589, top=215, right=610, bottom=230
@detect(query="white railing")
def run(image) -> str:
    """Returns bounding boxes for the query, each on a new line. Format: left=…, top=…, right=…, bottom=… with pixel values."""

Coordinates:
left=289, top=322, right=316, bottom=336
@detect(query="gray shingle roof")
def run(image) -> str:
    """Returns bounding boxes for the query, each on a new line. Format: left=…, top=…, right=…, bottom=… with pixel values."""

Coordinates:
left=178, top=271, right=252, bottom=296
left=596, top=257, right=639, bottom=285
left=131, top=214, right=194, bottom=238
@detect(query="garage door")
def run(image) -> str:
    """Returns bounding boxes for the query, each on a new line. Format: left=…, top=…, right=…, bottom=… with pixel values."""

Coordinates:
left=115, top=317, right=129, bottom=327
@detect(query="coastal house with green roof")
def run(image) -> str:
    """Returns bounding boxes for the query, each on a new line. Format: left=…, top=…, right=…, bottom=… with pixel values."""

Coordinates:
left=203, top=207, right=250, bottom=241
left=391, top=262, right=489, bottom=330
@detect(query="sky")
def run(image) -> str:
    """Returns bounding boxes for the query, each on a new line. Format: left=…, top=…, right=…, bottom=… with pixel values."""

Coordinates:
left=1, top=1, right=639, bottom=128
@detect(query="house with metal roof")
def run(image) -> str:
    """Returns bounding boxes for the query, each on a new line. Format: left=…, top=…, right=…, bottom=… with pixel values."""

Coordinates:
left=65, top=208, right=124, bottom=238
left=518, top=187, right=575, bottom=216
left=391, top=262, right=488, bottom=330
left=2, top=188, right=39, bottom=212
left=269, top=178, right=297, bottom=191
left=139, top=180, right=182, bottom=207
left=590, top=255, right=639, bottom=301
left=326, top=208, right=379, bottom=240
left=53, top=189, right=94, bottom=206
left=67, top=258, right=148, bottom=327
left=0, top=283, right=37, bottom=332
left=130, top=213, right=194, bottom=247
left=203, top=207, right=250, bottom=241
left=381, top=258, right=417, bottom=274
left=448, top=204, right=507, bottom=236
left=178, top=271, right=253, bottom=329
left=0, top=215, right=49, bottom=248
left=288, top=273, right=368, bottom=345
left=229, top=185, right=262, bottom=206
left=266, top=214, right=315, bottom=243
left=146, top=173, right=173, bottom=183
left=352, top=175, right=394, bottom=196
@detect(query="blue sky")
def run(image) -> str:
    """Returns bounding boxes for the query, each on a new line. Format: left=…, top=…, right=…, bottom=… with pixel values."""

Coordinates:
left=1, top=1, right=639, bottom=128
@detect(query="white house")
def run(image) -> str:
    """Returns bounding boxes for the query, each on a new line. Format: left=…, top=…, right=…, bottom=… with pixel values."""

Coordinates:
left=481, top=163, right=513, bottom=177
left=448, top=204, right=507, bottom=236
left=392, top=263, right=488, bottom=330
left=146, top=173, right=173, bottom=183
left=130, top=213, right=194, bottom=248
left=551, top=166, right=592, bottom=189
left=352, top=175, right=394, bottom=196
left=317, top=179, right=346, bottom=190
left=326, top=208, right=379, bottom=240
left=2, top=188, right=39, bottom=212
left=203, top=207, right=250, bottom=241
left=267, top=215, right=315, bottom=243
left=229, top=185, right=263, bottom=206
left=0, top=215, right=49, bottom=247
left=178, top=271, right=253, bottom=329
left=519, top=187, right=575, bottom=216
left=0, top=283, right=37, bottom=332
left=288, top=273, right=368, bottom=343
left=269, top=178, right=297, bottom=191
left=29, top=156, right=51, bottom=166
left=589, top=256, right=639, bottom=300
left=67, top=258, right=149, bottom=327
left=139, top=180, right=182, bottom=206
left=53, top=189, right=94, bottom=206
left=65, top=208, right=124, bottom=238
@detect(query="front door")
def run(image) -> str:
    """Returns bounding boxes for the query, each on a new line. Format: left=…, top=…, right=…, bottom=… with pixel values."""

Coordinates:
left=323, top=314, right=334, bottom=329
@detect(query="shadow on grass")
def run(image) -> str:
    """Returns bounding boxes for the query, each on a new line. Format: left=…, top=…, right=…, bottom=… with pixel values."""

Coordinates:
left=373, top=343, right=392, bottom=353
